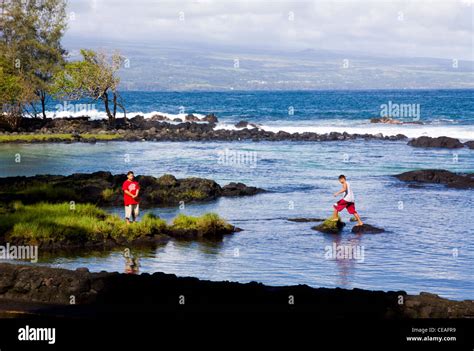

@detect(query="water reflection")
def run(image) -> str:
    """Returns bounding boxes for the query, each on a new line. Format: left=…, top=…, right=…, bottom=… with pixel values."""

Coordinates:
left=323, top=233, right=364, bottom=288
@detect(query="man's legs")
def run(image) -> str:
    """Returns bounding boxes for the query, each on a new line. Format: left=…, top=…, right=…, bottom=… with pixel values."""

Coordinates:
left=352, top=212, right=363, bottom=226
left=131, top=204, right=139, bottom=222
left=125, top=205, right=131, bottom=224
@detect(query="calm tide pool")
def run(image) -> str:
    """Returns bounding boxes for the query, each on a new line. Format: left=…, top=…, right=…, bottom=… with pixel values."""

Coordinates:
left=0, top=140, right=473, bottom=300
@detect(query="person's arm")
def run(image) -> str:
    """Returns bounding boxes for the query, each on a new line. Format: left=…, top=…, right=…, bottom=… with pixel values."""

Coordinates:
left=124, top=190, right=135, bottom=197
left=133, top=189, right=140, bottom=198
left=333, top=183, right=347, bottom=197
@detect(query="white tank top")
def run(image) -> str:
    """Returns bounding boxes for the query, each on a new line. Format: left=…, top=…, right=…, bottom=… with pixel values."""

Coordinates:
left=343, top=182, right=355, bottom=203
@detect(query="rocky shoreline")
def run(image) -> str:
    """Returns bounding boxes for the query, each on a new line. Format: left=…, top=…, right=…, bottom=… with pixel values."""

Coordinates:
left=1, top=116, right=473, bottom=148
left=0, top=263, right=472, bottom=318
left=0, top=171, right=264, bottom=206
left=0, top=115, right=410, bottom=143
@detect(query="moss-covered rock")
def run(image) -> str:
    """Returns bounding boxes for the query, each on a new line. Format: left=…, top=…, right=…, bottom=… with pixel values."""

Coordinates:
left=312, top=217, right=345, bottom=234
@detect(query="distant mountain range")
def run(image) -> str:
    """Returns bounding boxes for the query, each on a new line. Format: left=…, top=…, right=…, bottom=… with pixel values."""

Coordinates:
left=64, top=39, right=474, bottom=91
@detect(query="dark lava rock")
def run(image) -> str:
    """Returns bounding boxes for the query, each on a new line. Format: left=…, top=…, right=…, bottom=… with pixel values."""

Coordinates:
left=1, top=116, right=409, bottom=143
left=185, top=114, right=200, bottom=122
left=0, top=172, right=265, bottom=206
left=235, top=120, right=249, bottom=128
left=312, top=218, right=345, bottom=234
left=2, top=263, right=471, bottom=318
left=287, top=218, right=325, bottom=223
left=408, top=136, right=464, bottom=149
left=464, top=140, right=474, bottom=149
left=201, top=113, right=218, bottom=123
left=351, top=224, right=385, bottom=234
left=150, top=114, right=170, bottom=121
left=395, top=169, right=474, bottom=189
left=221, top=182, right=264, bottom=196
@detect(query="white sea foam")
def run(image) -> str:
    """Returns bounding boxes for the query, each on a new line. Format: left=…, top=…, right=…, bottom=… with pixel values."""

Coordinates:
left=214, top=123, right=474, bottom=141
left=43, top=109, right=206, bottom=121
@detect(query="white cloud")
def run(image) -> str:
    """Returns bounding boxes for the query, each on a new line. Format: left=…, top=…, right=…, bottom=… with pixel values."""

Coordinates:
left=64, top=0, right=474, bottom=60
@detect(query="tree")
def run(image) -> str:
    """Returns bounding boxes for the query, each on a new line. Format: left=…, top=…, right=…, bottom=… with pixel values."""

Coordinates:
left=0, top=1, right=35, bottom=129
left=1, top=0, right=67, bottom=119
left=0, top=55, right=35, bottom=129
left=52, top=49, right=127, bottom=125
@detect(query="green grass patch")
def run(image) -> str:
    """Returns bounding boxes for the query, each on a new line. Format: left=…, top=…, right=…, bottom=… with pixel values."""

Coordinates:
left=0, top=134, right=73, bottom=142
left=0, top=202, right=233, bottom=246
left=0, top=133, right=122, bottom=142
left=80, top=133, right=122, bottom=140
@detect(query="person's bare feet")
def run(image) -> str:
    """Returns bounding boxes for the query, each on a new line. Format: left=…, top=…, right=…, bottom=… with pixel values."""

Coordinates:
left=330, top=218, right=339, bottom=221
left=355, top=222, right=364, bottom=226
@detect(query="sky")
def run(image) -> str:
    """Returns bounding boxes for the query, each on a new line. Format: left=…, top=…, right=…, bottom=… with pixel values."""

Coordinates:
left=64, top=0, right=473, bottom=61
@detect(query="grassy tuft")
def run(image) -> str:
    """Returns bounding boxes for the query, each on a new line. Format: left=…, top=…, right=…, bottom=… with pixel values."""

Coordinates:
left=171, top=212, right=234, bottom=236
left=101, top=188, right=116, bottom=201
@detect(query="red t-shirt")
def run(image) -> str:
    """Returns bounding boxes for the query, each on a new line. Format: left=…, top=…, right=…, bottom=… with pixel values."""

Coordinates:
left=122, top=180, right=140, bottom=205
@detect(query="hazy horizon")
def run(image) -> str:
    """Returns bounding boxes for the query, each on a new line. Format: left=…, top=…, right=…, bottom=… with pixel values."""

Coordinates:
left=62, top=0, right=474, bottom=91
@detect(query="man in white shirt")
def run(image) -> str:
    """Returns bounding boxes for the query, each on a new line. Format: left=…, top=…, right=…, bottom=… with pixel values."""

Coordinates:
left=332, top=175, right=363, bottom=226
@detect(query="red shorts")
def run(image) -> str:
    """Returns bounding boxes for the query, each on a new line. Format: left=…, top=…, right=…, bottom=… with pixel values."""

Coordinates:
left=334, top=199, right=356, bottom=214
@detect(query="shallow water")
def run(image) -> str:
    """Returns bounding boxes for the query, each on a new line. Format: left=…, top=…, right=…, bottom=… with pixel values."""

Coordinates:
left=0, top=140, right=473, bottom=300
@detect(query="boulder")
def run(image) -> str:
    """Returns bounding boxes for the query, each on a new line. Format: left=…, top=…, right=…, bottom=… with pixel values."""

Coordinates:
left=185, top=114, right=200, bottom=122
left=150, top=114, right=170, bottom=121
left=464, top=140, right=474, bottom=149
left=351, top=224, right=384, bottom=234
left=235, top=120, right=249, bottom=128
left=201, top=113, right=218, bottom=123
left=395, top=169, right=474, bottom=189
left=312, top=217, right=345, bottom=234
left=408, top=136, right=464, bottom=149
left=221, top=182, right=264, bottom=196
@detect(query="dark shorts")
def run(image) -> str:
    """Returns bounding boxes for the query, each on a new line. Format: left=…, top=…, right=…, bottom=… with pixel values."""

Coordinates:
left=333, top=199, right=356, bottom=214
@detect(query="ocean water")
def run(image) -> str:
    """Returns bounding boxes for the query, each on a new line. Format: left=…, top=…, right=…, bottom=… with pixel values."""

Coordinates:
left=0, top=137, right=473, bottom=300
left=43, top=90, right=474, bottom=140
left=1, top=90, right=473, bottom=300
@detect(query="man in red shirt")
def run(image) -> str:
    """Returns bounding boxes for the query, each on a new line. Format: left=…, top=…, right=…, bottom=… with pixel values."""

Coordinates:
left=122, top=171, right=140, bottom=224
